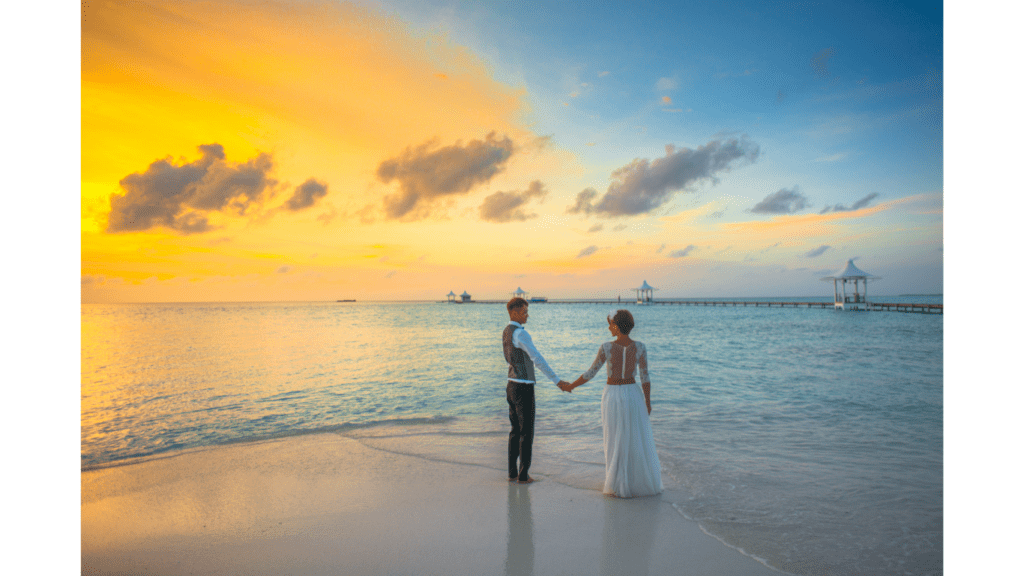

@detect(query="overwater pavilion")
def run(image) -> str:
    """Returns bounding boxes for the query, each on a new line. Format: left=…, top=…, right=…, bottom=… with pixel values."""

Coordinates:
left=634, top=280, right=657, bottom=304
left=821, top=260, right=881, bottom=311
left=511, top=287, right=528, bottom=299
left=446, top=290, right=457, bottom=303
left=460, top=291, right=473, bottom=303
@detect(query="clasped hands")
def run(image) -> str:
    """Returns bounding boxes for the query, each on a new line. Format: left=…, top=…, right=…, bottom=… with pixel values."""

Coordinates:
left=557, top=379, right=578, bottom=393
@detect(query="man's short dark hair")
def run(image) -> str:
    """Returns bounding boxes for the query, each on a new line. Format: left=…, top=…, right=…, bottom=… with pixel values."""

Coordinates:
left=611, top=309, right=635, bottom=335
left=507, top=297, right=529, bottom=313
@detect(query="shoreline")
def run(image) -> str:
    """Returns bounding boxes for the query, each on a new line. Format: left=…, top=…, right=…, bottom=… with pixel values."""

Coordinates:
left=83, top=431, right=784, bottom=575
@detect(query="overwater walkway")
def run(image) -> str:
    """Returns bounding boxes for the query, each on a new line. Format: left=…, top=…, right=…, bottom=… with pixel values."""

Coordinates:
left=440, top=299, right=942, bottom=314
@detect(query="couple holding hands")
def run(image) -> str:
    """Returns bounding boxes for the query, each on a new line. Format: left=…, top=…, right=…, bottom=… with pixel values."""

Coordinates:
left=503, top=297, right=663, bottom=498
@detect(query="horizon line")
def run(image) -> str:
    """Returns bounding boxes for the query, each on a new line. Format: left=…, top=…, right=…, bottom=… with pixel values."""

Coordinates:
left=81, top=294, right=944, bottom=305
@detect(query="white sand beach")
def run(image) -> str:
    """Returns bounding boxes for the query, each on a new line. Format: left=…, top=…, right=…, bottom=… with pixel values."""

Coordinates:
left=82, top=432, right=781, bottom=575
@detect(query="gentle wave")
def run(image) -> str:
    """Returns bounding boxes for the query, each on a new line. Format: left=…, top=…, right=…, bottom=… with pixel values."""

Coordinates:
left=81, top=415, right=458, bottom=471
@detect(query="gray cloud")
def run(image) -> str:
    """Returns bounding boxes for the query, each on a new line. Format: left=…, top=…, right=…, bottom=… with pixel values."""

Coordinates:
left=708, top=210, right=725, bottom=219
left=656, top=244, right=665, bottom=253
left=811, top=47, right=835, bottom=78
left=749, top=186, right=809, bottom=214
left=285, top=179, right=328, bottom=211
left=354, top=204, right=377, bottom=224
left=804, top=245, right=831, bottom=258
left=566, top=137, right=759, bottom=217
left=819, top=193, right=879, bottom=214
left=612, top=224, right=628, bottom=231
left=568, top=188, right=599, bottom=215
left=377, top=132, right=515, bottom=220
left=277, top=265, right=292, bottom=274
left=107, top=143, right=278, bottom=234
left=479, top=180, right=548, bottom=223
left=587, top=224, right=604, bottom=233
left=669, top=245, right=697, bottom=258
left=576, top=245, right=599, bottom=258
left=316, top=208, right=338, bottom=225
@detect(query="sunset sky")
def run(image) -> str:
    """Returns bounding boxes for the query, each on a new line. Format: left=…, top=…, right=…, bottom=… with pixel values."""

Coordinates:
left=81, top=0, right=945, bottom=302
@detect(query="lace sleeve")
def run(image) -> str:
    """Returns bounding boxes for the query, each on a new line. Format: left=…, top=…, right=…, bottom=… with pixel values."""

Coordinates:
left=636, top=342, right=650, bottom=385
left=580, top=344, right=607, bottom=381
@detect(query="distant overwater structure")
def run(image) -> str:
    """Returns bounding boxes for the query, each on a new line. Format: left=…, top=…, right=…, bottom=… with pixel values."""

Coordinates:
left=510, top=286, right=547, bottom=303
left=437, top=270, right=939, bottom=313
left=822, top=260, right=880, bottom=311
left=445, top=290, right=473, bottom=303
left=634, top=280, right=657, bottom=304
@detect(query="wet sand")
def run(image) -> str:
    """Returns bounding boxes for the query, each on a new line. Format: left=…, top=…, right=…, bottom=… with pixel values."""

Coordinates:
left=82, top=433, right=780, bottom=575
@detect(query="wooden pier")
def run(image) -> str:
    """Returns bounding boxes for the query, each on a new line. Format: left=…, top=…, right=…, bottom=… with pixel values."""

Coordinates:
left=867, top=302, right=943, bottom=314
left=441, top=299, right=942, bottom=314
left=630, top=300, right=833, bottom=308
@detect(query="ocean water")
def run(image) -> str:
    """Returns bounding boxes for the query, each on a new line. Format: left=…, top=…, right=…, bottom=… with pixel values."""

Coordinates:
left=81, top=298, right=943, bottom=575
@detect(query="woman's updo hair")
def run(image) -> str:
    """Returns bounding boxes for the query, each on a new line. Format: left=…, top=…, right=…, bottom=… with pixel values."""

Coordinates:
left=608, top=309, right=635, bottom=336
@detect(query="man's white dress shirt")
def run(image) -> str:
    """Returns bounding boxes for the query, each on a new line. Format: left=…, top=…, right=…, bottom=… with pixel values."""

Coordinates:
left=507, top=321, right=560, bottom=385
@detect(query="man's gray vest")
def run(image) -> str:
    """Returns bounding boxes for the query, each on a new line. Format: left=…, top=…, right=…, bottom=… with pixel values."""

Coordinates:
left=503, top=324, right=536, bottom=383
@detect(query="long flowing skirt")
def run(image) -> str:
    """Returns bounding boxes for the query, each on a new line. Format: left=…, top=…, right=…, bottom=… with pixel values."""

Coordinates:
left=601, top=384, right=663, bottom=498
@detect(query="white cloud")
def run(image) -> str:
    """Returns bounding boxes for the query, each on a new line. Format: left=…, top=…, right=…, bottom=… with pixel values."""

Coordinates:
left=656, top=77, right=677, bottom=91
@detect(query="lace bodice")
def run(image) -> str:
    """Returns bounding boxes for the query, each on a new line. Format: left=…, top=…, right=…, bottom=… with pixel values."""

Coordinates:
left=581, top=341, right=650, bottom=384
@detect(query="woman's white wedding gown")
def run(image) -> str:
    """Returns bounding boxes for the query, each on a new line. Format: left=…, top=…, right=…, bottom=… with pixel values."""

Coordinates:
left=581, top=341, right=663, bottom=498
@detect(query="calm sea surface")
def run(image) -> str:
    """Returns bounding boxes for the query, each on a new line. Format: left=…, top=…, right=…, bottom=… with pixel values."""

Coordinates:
left=81, top=298, right=943, bottom=576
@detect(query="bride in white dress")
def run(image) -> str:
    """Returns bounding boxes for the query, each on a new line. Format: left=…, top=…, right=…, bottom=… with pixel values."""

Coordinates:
left=568, top=310, right=663, bottom=498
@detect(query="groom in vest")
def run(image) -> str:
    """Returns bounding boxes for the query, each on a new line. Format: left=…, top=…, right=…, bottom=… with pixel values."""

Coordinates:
left=503, top=297, right=570, bottom=484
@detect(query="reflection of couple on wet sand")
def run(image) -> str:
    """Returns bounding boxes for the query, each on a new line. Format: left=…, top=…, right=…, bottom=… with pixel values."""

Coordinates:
left=503, top=297, right=663, bottom=498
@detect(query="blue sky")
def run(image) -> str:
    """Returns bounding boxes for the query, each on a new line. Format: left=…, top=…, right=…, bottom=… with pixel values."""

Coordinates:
left=347, top=0, right=945, bottom=295
left=378, top=0, right=942, bottom=187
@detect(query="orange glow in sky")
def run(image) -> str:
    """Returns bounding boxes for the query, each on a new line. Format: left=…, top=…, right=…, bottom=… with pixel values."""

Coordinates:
left=82, top=0, right=943, bottom=301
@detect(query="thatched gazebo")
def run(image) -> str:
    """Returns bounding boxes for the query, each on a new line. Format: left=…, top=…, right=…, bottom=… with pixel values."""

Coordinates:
left=446, top=290, right=457, bottom=303
left=511, top=287, right=528, bottom=299
left=821, top=260, right=881, bottom=311
left=460, top=291, right=472, bottom=303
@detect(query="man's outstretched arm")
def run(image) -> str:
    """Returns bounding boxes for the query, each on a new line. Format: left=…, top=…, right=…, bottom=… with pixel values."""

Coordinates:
left=515, top=329, right=567, bottom=388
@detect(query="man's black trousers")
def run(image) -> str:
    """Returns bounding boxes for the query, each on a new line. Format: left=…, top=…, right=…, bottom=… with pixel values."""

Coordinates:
left=506, top=381, right=535, bottom=482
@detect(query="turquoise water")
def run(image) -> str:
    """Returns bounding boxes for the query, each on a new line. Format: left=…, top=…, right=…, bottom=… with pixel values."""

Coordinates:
left=81, top=299, right=942, bottom=575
